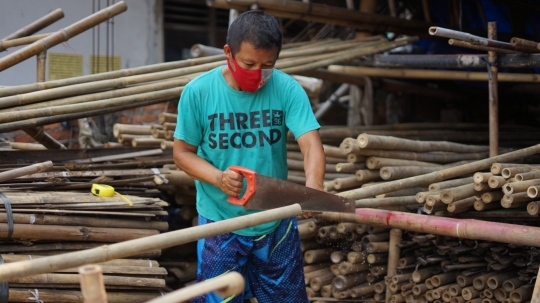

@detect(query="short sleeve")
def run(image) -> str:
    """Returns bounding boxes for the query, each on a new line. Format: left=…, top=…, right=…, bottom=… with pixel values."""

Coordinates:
left=174, top=84, right=203, bottom=146
left=284, top=79, right=320, bottom=140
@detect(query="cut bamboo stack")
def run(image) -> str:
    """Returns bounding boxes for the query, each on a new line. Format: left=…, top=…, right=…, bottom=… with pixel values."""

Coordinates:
left=301, top=218, right=538, bottom=303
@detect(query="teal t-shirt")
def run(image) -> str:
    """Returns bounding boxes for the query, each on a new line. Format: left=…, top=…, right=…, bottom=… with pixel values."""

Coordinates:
left=174, top=66, right=320, bottom=236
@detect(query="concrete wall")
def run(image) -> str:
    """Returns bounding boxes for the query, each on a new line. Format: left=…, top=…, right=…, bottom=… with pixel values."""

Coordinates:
left=0, top=0, right=163, bottom=86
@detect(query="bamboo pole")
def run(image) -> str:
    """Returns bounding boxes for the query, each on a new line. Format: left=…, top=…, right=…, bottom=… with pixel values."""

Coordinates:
left=428, top=26, right=517, bottom=51
left=145, top=272, right=244, bottom=303
left=327, top=65, right=540, bottom=82
left=488, top=22, right=499, bottom=157
left=481, top=191, right=504, bottom=203
left=386, top=229, right=402, bottom=303
left=1, top=8, right=63, bottom=41
left=337, top=144, right=540, bottom=200
left=79, top=265, right=108, bottom=303
left=516, top=171, right=540, bottom=181
left=510, top=37, right=540, bottom=53
left=429, top=177, right=474, bottom=191
left=367, top=157, right=439, bottom=169
left=449, top=38, right=519, bottom=54
left=0, top=33, right=52, bottom=50
left=0, top=204, right=301, bottom=282
left=474, top=200, right=500, bottom=211
left=380, top=166, right=445, bottom=181
left=317, top=206, right=540, bottom=247
left=357, top=134, right=489, bottom=153
left=355, top=196, right=419, bottom=208
left=488, top=176, right=507, bottom=189
left=0, top=161, right=52, bottom=183
left=356, top=169, right=382, bottom=182
left=504, top=179, right=540, bottom=194
left=527, top=201, right=540, bottom=215
left=447, top=196, right=478, bottom=213
left=350, top=148, right=489, bottom=164
left=0, top=2, right=127, bottom=72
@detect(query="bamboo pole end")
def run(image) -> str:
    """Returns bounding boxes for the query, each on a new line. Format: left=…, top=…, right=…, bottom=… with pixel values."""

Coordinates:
left=215, top=271, right=245, bottom=297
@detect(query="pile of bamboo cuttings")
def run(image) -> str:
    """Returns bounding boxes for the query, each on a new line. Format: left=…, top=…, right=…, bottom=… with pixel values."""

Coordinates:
left=0, top=36, right=417, bottom=136
left=299, top=219, right=539, bottom=303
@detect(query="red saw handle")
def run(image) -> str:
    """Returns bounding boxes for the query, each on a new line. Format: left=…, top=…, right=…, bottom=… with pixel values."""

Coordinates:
left=226, top=166, right=257, bottom=206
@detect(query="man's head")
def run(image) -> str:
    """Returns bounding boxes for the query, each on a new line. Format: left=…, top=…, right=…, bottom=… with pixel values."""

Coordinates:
left=223, top=11, right=282, bottom=92
left=226, top=10, right=282, bottom=58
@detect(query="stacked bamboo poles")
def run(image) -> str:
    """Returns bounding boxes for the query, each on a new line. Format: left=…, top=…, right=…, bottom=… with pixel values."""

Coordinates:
left=0, top=36, right=417, bottom=136
left=303, top=209, right=540, bottom=303
left=312, top=124, right=540, bottom=148
left=316, top=134, right=504, bottom=212
left=0, top=160, right=194, bottom=301
left=300, top=218, right=393, bottom=301
left=300, top=216, right=540, bottom=302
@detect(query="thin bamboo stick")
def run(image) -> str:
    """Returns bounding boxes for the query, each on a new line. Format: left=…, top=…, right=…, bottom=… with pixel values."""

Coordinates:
left=1, top=8, right=63, bottom=41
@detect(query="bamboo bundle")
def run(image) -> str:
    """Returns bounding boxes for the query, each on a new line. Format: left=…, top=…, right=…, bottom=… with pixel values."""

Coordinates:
left=0, top=37, right=417, bottom=135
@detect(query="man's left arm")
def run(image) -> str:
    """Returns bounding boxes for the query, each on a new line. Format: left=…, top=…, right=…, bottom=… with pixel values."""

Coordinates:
left=297, top=130, right=326, bottom=191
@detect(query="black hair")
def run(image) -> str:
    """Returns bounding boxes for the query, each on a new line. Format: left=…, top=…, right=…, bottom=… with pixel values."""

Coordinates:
left=226, top=10, right=282, bottom=56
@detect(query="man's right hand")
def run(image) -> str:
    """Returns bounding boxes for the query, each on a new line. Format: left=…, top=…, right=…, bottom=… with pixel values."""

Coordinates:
left=217, top=168, right=244, bottom=197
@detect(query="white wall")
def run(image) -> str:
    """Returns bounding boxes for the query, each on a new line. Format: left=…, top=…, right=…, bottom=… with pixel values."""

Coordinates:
left=0, top=0, right=163, bottom=86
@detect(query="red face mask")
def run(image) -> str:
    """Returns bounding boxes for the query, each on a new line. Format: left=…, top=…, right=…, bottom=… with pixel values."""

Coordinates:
left=227, top=56, right=273, bottom=93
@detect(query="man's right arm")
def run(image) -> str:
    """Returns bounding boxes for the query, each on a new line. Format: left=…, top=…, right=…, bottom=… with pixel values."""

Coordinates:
left=173, top=138, right=243, bottom=197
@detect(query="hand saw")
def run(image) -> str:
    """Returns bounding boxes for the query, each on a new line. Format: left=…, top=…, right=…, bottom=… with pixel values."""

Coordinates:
left=226, top=166, right=355, bottom=213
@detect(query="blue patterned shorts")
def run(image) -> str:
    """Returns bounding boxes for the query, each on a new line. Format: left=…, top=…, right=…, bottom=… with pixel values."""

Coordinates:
left=193, top=215, right=309, bottom=303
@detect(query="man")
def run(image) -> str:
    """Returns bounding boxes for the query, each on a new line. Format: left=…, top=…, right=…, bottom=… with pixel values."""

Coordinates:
left=173, top=10, right=325, bottom=303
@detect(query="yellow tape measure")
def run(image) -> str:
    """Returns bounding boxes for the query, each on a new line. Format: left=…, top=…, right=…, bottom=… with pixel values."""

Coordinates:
left=91, top=184, right=133, bottom=206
